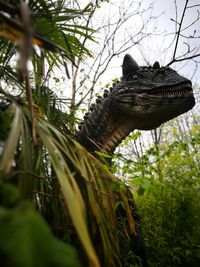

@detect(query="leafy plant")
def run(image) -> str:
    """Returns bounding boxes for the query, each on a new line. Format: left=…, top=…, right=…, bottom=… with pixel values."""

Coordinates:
left=116, top=120, right=200, bottom=266
left=0, top=1, right=140, bottom=267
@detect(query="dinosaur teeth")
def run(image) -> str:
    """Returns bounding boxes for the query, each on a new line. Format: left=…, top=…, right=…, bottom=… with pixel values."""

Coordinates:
left=150, top=88, right=192, bottom=97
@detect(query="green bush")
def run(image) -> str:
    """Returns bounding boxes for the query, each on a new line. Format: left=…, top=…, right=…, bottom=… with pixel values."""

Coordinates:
left=119, top=121, right=200, bottom=266
left=137, top=178, right=200, bottom=266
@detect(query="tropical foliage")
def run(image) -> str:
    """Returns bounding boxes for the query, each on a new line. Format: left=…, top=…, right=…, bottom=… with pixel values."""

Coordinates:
left=0, top=1, right=140, bottom=267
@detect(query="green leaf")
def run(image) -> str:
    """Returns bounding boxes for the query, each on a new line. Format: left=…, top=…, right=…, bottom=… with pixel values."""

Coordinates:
left=0, top=183, right=20, bottom=207
left=0, top=203, right=82, bottom=267
left=0, top=104, right=22, bottom=174
left=95, top=151, right=113, bottom=159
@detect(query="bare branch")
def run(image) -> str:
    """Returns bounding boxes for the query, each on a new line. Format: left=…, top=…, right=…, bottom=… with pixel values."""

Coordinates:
left=165, top=0, right=200, bottom=67
left=172, top=0, right=189, bottom=61
left=73, top=1, right=155, bottom=108
left=166, top=52, right=200, bottom=66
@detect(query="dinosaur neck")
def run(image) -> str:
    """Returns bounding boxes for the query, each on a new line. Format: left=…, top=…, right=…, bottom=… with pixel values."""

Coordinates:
left=76, top=98, right=135, bottom=155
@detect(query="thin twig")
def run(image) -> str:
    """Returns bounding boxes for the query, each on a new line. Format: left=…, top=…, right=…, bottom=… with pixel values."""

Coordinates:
left=166, top=52, right=200, bottom=66
left=166, top=0, right=200, bottom=66
left=172, top=0, right=189, bottom=61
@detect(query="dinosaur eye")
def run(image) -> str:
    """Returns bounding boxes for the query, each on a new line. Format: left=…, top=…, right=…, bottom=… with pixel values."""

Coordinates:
left=132, top=75, right=138, bottom=79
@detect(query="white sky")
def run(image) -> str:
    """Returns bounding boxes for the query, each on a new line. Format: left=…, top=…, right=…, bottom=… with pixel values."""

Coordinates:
left=58, top=0, right=200, bottom=102
left=153, top=0, right=200, bottom=82
left=90, top=0, right=200, bottom=84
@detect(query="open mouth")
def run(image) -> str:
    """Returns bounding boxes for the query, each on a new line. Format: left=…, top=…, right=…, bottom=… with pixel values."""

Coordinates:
left=147, top=83, right=193, bottom=97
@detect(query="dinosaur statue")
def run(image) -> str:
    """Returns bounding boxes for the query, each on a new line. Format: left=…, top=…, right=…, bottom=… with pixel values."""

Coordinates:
left=76, top=54, right=195, bottom=266
left=77, top=54, right=195, bottom=154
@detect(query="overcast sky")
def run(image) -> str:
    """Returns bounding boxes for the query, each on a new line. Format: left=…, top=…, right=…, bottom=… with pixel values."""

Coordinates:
left=59, top=1, right=200, bottom=102
left=91, top=0, right=200, bottom=84
left=152, top=0, right=200, bottom=83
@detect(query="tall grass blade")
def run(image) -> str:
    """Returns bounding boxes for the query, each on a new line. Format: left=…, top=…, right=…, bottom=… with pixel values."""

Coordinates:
left=0, top=104, right=22, bottom=174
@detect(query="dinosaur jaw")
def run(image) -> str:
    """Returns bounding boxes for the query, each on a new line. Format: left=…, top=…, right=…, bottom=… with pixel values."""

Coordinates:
left=115, top=83, right=195, bottom=131
left=77, top=86, right=195, bottom=155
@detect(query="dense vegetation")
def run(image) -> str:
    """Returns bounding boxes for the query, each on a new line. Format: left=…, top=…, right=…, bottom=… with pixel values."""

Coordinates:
left=114, top=116, right=200, bottom=266
left=0, top=0, right=200, bottom=267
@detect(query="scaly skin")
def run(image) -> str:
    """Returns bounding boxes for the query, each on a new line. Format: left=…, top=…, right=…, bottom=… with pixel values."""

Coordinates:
left=77, top=54, right=195, bottom=154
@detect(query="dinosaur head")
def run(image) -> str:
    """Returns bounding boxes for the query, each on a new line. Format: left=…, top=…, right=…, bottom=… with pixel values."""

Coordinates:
left=77, top=54, right=195, bottom=154
left=111, top=54, right=195, bottom=130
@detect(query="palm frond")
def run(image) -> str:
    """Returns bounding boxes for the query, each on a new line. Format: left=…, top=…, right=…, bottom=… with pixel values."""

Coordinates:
left=36, top=116, right=100, bottom=267
left=0, top=0, right=94, bottom=65
left=0, top=99, right=136, bottom=266
left=0, top=2, right=139, bottom=266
